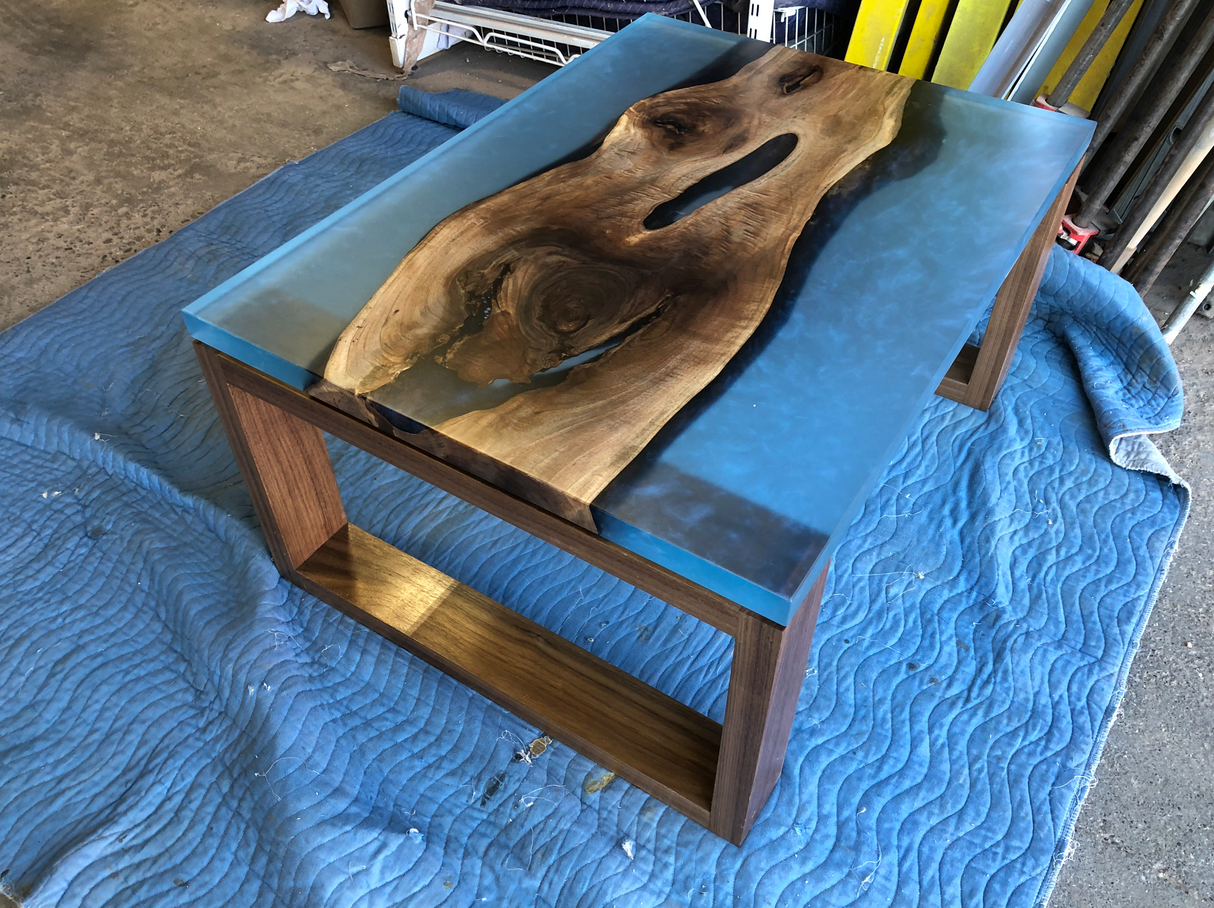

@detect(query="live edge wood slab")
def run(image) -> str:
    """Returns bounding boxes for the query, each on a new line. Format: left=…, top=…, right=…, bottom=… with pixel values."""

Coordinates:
left=316, top=47, right=913, bottom=531
left=197, top=341, right=828, bottom=845
left=311, top=44, right=1074, bottom=533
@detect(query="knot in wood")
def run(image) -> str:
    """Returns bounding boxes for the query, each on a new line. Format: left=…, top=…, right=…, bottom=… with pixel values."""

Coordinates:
left=533, top=264, right=627, bottom=336
left=778, top=64, right=823, bottom=94
left=648, top=114, right=696, bottom=138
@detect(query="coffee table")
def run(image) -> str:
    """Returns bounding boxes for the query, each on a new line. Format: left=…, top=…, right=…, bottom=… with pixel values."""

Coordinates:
left=185, top=17, right=1091, bottom=845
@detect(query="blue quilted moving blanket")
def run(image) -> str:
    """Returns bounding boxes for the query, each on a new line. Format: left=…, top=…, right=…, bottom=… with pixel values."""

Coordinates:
left=0, top=93, right=1188, bottom=908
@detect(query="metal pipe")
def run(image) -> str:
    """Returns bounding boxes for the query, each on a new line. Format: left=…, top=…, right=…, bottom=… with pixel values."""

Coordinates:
left=1087, top=0, right=1201, bottom=158
left=1046, top=0, right=1138, bottom=107
left=1161, top=252, right=1214, bottom=342
left=1011, top=0, right=1102, bottom=104
left=1091, top=0, right=1172, bottom=120
left=971, top=0, right=1073, bottom=99
left=1098, top=78, right=1214, bottom=270
left=1074, top=3, right=1214, bottom=227
left=1124, top=149, right=1214, bottom=294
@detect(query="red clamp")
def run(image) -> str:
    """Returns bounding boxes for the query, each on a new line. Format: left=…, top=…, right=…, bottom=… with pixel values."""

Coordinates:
left=1033, top=95, right=1061, bottom=112
left=1056, top=213, right=1099, bottom=254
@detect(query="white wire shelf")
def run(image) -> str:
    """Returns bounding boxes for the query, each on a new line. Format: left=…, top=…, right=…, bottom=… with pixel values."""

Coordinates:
left=388, top=0, right=836, bottom=70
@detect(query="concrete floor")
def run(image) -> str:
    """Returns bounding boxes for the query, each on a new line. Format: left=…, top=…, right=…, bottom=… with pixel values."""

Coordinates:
left=0, top=1, right=1210, bottom=904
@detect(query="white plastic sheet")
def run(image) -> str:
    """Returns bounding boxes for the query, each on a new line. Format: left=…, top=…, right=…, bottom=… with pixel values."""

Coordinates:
left=266, top=0, right=331, bottom=22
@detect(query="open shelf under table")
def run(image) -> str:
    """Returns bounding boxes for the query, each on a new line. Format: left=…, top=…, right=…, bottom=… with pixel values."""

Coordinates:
left=295, top=523, right=722, bottom=822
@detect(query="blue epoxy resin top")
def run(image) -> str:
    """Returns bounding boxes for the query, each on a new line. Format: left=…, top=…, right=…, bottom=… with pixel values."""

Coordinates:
left=183, top=17, right=1092, bottom=625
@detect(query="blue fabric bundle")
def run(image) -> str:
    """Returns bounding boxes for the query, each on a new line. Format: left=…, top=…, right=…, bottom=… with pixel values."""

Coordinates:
left=0, top=93, right=1187, bottom=907
left=397, top=86, right=505, bottom=127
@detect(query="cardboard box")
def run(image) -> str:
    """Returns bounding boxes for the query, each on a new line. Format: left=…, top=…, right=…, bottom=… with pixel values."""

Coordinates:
left=338, top=0, right=389, bottom=28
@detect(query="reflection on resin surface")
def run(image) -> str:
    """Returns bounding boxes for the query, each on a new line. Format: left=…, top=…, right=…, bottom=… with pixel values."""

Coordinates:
left=183, top=16, right=1092, bottom=623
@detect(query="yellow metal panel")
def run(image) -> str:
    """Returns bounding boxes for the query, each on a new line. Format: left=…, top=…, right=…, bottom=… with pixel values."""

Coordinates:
left=1037, top=0, right=1143, bottom=110
left=898, top=0, right=951, bottom=79
left=846, top=0, right=915, bottom=69
left=932, top=0, right=1016, bottom=89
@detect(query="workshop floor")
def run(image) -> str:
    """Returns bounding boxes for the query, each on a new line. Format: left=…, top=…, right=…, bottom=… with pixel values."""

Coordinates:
left=0, top=1, right=1210, bottom=905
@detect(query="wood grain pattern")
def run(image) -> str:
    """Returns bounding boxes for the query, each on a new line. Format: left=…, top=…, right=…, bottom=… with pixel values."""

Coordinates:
left=209, top=346, right=744, bottom=634
left=935, top=162, right=1081, bottom=411
left=296, top=524, right=722, bottom=823
left=196, top=343, right=347, bottom=571
left=710, top=564, right=828, bottom=844
left=322, top=48, right=913, bottom=528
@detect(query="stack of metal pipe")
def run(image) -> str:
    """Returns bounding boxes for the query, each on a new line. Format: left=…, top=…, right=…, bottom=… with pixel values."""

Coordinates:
left=1049, top=0, right=1214, bottom=342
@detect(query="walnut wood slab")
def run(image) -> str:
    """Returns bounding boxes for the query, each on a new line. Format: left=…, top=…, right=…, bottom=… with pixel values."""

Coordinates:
left=321, top=48, right=912, bottom=530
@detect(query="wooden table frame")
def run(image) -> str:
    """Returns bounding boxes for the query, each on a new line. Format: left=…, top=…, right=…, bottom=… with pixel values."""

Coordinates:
left=197, top=342, right=829, bottom=846
left=193, top=167, right=1075, bottom=846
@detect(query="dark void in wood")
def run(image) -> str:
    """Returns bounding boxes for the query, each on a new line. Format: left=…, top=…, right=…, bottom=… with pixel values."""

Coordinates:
left=319, top=47, right=913, bottom=530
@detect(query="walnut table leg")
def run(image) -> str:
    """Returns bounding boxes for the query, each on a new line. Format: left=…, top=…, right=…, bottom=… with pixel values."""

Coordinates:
left=196, top=343, right=347, bottom=572
left=937, top=162, right=1082, bottom=411
left=710, top=567, right=828, bottom=843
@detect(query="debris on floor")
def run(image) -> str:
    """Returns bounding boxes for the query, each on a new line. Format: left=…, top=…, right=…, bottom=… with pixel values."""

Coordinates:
left=583, top=771, right=616, bottom=794
left=266, top=0, right=330, bottom=23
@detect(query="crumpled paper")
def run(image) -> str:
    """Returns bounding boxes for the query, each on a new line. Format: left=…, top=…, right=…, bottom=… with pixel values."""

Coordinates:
left=266, top=0, right=331, bottom=22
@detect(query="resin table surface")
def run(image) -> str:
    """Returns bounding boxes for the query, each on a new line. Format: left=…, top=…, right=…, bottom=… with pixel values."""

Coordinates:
left=183, top=16, right=1092, bottom=625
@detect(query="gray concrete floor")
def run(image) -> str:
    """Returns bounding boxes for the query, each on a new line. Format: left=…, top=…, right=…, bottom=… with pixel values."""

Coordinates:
left=0, top=1, right=1210, bottom=904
